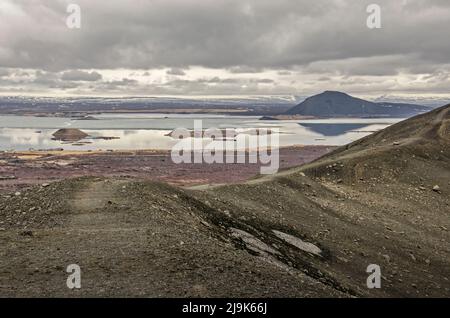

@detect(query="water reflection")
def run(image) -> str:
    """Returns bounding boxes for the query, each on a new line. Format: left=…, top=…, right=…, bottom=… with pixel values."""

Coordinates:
left=0, top=114, right=402, bottom=151
left=298, top=123, right=372, bottom=136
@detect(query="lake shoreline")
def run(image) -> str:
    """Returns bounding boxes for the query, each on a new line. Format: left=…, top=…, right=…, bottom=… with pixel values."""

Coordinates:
left=0, top=145, right=337, bottom=193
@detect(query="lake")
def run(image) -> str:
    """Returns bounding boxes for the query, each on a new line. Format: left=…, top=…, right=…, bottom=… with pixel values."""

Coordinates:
left=0, top=113, right=403, bottom=151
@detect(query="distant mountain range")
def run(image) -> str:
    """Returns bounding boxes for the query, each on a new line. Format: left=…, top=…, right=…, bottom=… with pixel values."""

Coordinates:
left=0, top=92, right=439, bottom=118
left=0, top=95, right=297, bottom=116
left=285, top=91, right=430, bottom=118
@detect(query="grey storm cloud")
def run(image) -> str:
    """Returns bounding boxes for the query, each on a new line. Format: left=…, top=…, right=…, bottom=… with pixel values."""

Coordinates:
left=228, top=66, right=264, bottom=74
left=99, top=78, right=139, bottom=91
left=61, top=70, right=102, bottom=81
left=199, top=77, right=273, bottom=84
left=0, top=0, right=448, bottom=72
left=0, top=68, right=10, bottom=77
left=166, top=68, right=186, bottom=76
left=0, top=0, right=449, bottom=96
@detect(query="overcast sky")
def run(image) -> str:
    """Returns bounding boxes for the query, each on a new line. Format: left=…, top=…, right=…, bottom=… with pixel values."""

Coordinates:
left=0, top=0, right=449, bottom=100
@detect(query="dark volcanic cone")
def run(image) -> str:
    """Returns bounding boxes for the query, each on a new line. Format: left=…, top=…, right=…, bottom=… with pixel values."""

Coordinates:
left=52, top=128, right=89, bottom=141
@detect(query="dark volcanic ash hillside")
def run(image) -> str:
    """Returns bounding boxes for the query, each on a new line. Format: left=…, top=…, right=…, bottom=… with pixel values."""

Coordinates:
left=0, top=106, right=449, bottom=297
left=303, top=103, right=450, bottom=183
left=285, top=91, right=429, bottom=117
left=198, top=104, right=450, bottom=297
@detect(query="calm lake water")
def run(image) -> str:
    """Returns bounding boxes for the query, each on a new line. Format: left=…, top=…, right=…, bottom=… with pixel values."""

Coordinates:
left=0, top=113, right=403, bottom=151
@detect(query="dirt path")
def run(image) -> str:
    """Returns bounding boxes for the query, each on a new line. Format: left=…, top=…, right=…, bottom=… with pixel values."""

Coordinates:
left=66, top=179, right=135, bottom=235
left=0, top=177, right=346, bottom=297
left=69, top=180, right=117, bottom=212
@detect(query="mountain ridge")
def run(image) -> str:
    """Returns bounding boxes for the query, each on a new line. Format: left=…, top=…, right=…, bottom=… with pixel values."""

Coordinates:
left=285, top=91, right=430, bottom=118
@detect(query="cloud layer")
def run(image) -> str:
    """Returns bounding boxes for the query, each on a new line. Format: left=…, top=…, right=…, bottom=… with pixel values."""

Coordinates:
left=0, top=0, right=449, bottom=98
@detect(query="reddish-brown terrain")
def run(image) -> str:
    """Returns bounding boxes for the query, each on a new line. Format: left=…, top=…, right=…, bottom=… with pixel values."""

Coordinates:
left=0, top=145, right=335, bottom=192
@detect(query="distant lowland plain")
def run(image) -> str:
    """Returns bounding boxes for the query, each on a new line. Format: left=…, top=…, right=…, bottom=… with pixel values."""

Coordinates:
left=0, top=90, right=445, bottom=194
